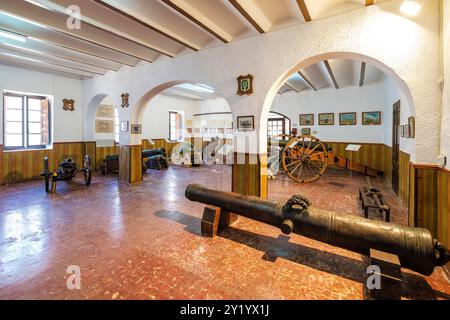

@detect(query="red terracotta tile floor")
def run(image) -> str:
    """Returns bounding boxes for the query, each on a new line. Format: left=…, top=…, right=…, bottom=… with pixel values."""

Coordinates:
left=0, top=165, right=449, bottom=300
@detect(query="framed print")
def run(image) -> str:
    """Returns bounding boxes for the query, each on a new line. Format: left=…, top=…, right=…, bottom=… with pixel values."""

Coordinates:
left=300, top=114, right=314, bottom=126
left=401, top=125, right=405, bottom=138
left=408, top=116, right=415, bottom=138
left=362, top=111, right=381, bottom=125
left=405, top=125, right=410, bottom=138
left=339, top=112, right=356, bottom=126
left=319, top=113, right=334, bottom=125
left=237, top=116, right=255, bottom=131
left=301, top=127, right=311, bottom=135
left=131, top=124, right=142, bottom=135
left=95, top=120, right=114, bottom=133
left=96, top=104, right=114, bottom=118
left=120, top=121, right=129, bottom=132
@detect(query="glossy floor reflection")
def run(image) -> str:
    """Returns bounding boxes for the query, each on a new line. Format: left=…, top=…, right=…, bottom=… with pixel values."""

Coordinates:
left=0, top=165, right=449, bottom=300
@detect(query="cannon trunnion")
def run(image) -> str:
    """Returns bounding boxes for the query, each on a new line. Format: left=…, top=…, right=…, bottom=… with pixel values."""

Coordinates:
left=185, top=184, right=450, bottom=276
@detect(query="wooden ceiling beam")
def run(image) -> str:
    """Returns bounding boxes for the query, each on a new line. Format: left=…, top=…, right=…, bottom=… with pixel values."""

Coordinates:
left=323, top=60, right=339, bottom=89
left=298, top=71, right=317, bottom=91
left=365, top=0, right=376, bottom=6
left=284, top=81, right=301, bottom=93
left=296, top=0, right=312, bottom=22
left=161, top=0, right=228, bottom=43
left=359, top=62, right=367, bottom=87
left=229, top=0, right=265, bottom=33
left=93, top=0, right=199, bottom=52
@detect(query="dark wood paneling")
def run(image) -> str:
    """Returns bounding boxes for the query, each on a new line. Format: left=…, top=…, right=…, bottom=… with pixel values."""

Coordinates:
left=399, top=151, right=410, bottom=208
left=84, top=141, right=96, bottom=169
left=118, top=145, right=142, bottom=185
left=232, top=153, right=267, bottom=198
left=96, top=146, right=120, bottom=170
left=437, top=168, right=450, bottom=272
left=1, top=142, right=86, bottom=184
left=0, top=144, right=3, bottom=185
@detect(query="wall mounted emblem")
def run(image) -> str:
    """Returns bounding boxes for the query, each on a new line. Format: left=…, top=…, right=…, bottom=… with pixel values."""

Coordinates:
left=121, top=93, right=129, bottom=108
left=62, top=99, right=75, bottom=111
left=237, top=74, right=254, bottom=96
left=131, top=124, right=142, bottom=135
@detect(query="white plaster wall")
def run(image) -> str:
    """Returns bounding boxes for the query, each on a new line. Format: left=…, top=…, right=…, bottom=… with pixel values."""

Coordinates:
left=83, top=0, right=441, bottom=164
left=142, top=94, right=196, bottom=140
left=271, top=82, right=387, bottom=144
left=442, top=0, right=450, bottom=169
left=0, top=64, right=83, bottom=144
left=141, top=95, right=232, bottom=140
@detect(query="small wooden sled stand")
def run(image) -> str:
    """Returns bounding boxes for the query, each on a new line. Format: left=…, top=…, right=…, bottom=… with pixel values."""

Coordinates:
left=201, top=206, right=238, bottom=237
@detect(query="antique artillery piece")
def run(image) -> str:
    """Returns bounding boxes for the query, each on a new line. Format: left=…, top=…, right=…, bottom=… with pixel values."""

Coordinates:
left=142, top=148, right=169, bottom=171
left=41, top=155, right=92, bottom=193
left=268, top=134, right=383, bottom=183
left=185, top=184, right=450, bottom=277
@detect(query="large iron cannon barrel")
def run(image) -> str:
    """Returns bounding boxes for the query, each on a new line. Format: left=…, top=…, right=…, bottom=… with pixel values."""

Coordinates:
left=185, top=184, right=450, bottom=276
left=142, top=148, right=167, bottom=159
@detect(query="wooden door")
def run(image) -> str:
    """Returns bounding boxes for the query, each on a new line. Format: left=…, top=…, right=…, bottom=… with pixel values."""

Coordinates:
left=392, top=101, right=401, bottom=194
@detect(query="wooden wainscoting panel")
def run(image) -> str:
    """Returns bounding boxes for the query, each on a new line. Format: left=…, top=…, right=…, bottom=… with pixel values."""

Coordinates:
left=232, top=153, right=266, bottom=197
left=130, top=145, right=143, bottom=184
left=437, top=168, right=450, bottom=260
left=384, top=145, right=393, bottom=184
left=96, top=146, right=120, bottom=170
left=84, top=141, right=96, bottom=168
left=326, top=142, right=385, bottom=173
left=408, top=162, right=416, bottom=227
left=415, top=167, right=438, bottom=236
left=0, top=144, right=3, bottom=185
left=399, top=151, right=410, bottom=208
left=2, top=142, right=84, bottom=184
left=119, top=145, right=131, bottom=183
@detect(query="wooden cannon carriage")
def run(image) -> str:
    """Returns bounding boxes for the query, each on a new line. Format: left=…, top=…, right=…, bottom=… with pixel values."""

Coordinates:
left=268, top=134, right=383, bottom=183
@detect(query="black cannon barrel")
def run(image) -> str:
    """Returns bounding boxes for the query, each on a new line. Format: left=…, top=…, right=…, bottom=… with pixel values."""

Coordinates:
left=185, top=184, right=450, bottom=276
left=142, top=148, right=167, bottom=159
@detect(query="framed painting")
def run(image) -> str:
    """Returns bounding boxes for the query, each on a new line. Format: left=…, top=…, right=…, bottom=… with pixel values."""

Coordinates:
left=362, top=111, right=381, bottom=125
left=339, top=112, right=356, bottom=126
left=300, top=114, right=314, bottom=126
left=237, top=116, right=255, bottom=131
left=405, top=125, right=411, bottom=138
left=131, top=124, right=142, bottom=135
left=408, top=116, right=415, bottom=138
left=400, top=125, right=405, bottom=138
left=95, top=120, right=114, bottom=133
left=300, top=127, right=311, bottom=135
left=318, top=113, right=334, bottom=126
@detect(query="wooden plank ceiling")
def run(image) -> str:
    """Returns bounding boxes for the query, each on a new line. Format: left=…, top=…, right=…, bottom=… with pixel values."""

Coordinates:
left=0, top=0, right=386, bottom=79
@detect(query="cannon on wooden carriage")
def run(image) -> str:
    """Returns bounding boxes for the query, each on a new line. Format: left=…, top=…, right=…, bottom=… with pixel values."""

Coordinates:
left=142, top=147, right=169, bottom=171
left=268, top=134, right=383, bottom=183
left=101, top=154, right=119, bottom=175
left=41, top=155, right=92, bottom=193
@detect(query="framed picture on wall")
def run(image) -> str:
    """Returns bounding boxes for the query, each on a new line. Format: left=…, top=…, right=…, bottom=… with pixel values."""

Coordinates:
left=400, top=125, right=405, bottom=138
left=300, top=114, right=314, bottom=126
left=318, top=113, right=334, bottom=125
left=301, top=127, right=311, bottom=135
left=120, top=121, right=129, bottom=132
left=339, top=112, right=356, bottom=126
left=405, top=125, right=411, bottom=138
left=237, top=116, right=255, bottom=131
left=408, top=116, right=415, bottom=138
left=131, top=124, right=142, bottom=135
left=362, top=111, right=381, bottom=125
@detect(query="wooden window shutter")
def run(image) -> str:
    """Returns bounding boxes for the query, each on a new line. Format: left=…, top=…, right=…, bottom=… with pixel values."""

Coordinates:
left=41, top=98, right=50, bottom=145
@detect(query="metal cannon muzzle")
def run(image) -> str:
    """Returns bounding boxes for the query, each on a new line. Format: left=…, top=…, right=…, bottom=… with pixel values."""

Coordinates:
left=185, top=184, right=450, bottom=276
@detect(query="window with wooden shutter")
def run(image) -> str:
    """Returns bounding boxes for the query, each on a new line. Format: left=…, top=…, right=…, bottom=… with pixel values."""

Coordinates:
left=3, top=92, right=51, bottom=150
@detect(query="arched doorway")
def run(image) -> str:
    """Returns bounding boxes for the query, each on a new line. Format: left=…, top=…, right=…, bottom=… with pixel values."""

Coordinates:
left=126, top=81, right=234, bottom=191
left=263, top=52, right=415, bottom=224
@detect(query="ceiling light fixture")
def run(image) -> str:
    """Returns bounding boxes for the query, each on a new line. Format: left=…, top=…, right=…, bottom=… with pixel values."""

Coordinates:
left=0, top=29, right=27, bottom=43
left=400, top=1, right=422, bottom=17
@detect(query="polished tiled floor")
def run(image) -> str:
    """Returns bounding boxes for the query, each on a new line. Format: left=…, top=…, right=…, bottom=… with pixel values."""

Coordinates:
left=0, top=165, right=449, bottom=300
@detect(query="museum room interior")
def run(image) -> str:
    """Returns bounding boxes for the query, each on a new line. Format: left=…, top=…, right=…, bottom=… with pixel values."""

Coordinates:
left=0, top=0, right=450, bottom=301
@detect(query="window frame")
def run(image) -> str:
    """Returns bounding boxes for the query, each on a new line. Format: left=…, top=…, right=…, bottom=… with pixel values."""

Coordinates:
left=3, top=92, right=51, bottom=151
left=169, top=110, right=184, bottom=142
left=268, top=118, right=285, bottom=138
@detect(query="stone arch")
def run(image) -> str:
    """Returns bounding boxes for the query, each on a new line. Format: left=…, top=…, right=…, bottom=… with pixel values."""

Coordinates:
left=260, top=51, right=416, bottom=152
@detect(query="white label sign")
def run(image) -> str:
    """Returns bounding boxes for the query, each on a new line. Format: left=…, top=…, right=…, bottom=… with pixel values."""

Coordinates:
left=346, top=144, right=362, bottom=152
